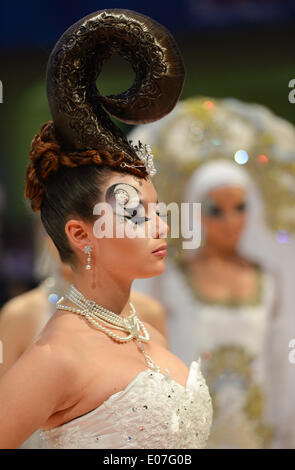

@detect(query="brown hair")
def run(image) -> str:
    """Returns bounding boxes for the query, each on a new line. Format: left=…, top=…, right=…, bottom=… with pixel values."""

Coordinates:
left=24, top=121, right=148, bottom=266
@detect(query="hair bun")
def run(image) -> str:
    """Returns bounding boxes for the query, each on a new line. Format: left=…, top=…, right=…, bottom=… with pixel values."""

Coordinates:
left=28, top=122, right=61, bottom=181
left=25, top=122, right=62, bottom=211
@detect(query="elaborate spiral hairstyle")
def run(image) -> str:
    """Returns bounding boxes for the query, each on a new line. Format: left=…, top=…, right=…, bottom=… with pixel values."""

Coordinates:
left=24, top=9, right=185, bottom=265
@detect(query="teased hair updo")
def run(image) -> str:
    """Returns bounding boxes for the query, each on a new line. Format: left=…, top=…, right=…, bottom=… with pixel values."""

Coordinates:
left=24, top=9, right=185, bottom=266
left=25, top=121, right=148, bottom=213
left=24, top=121, right=148, bottom=266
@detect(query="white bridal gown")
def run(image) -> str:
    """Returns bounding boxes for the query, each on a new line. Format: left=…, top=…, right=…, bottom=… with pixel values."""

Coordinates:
left=39, top=358, right=213, bottom=449
left=133, top=259, right=281, bottom=449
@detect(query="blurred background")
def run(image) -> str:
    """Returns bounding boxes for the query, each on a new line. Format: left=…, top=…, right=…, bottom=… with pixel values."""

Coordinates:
left=0, top=0, right=294, bottom=301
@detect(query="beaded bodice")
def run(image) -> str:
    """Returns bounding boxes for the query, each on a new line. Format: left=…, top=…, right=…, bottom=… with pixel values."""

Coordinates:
left=39, top=359, right=212, bottom=449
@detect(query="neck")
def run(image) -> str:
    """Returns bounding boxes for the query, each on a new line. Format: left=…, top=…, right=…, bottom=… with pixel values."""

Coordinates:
left=69, top=268, right=133, bottom=318
left=198, top=243, right=239, bottom=261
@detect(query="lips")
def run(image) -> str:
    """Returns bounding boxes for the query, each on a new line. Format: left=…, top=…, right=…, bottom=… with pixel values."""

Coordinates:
left=152, top=244, right=167, bottom=253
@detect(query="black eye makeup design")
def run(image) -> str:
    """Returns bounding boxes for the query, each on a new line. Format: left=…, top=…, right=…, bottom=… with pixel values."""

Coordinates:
left=105, top=183, right=150, bottom=225
left=155, top=204, right=168, bottom=220
left=203, top=199, right=248, bottom=218
left=203, top=200, right=223, bottom=218
left=235, top=201, right=248, bottom=212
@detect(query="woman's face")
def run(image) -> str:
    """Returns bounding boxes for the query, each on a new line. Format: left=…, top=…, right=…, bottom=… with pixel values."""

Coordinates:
left=87, top=172, right=169, bottom=282
left=202, top=185, right=248, bottom=252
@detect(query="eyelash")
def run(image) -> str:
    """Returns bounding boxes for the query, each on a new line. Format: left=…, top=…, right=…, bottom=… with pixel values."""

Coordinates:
left=206, top=203, right=247, bottom=217
left=236, top=203, right=247, bottom=211
left=124, top=216, right=150, bottom=225
left=123, top=211, right=166, bottom=225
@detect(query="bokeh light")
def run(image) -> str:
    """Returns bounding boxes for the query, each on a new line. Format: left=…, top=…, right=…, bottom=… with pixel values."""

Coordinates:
left=276, top=230, right=290, bottom=244
left=257, top=154, right=269, bottom=164
left=48, top=293, right=59, bottom=304
left=234, top=149, right=249, bottom=165
left=204, top=100, right=214, bottom=110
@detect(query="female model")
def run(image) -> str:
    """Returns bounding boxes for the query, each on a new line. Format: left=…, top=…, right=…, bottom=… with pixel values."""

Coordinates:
left=131, top=96, right=295, bottom=448
left=0, top=10, right=212, bottom=449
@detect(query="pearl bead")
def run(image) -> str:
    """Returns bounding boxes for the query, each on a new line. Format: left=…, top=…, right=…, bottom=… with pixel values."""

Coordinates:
left=55, top=284, right=161, bottom=371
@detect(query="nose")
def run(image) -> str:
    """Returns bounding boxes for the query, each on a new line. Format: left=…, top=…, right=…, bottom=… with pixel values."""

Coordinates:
left=225, top=210, right=238, bottom=223
left=156, top=214, right=169, bottom=238
left=222, top=211, right=243, bottom=233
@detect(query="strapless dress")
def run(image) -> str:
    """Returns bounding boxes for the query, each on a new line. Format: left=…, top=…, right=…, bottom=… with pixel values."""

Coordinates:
left=39, top=358, right=213, bottom=449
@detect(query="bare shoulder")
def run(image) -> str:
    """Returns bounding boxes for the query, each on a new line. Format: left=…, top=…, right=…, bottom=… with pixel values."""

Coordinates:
left=131, top=290, right=167, bottom=337
left=23, top=329, right=84, bottom=406
left=27, top=331, right=79, bottom=380
left=0, top=287, right=49, bottom=366
left=0, top=286, right=47, bottom=325
left=0, top=330, right=81, bottom=448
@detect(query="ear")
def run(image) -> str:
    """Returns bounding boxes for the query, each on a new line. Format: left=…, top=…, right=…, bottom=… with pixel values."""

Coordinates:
left=64, top=218, right=92, bottom=255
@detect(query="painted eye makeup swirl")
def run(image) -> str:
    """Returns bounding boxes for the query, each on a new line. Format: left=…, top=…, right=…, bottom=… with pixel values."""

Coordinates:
left=105, top=183, right=166, bottom=226
left=105, top=183, right=151, bottom=225
left=124, top=203, right=167, bottom=225
left=155, top=204, right=168, bottom=220
left=124, top=214, right=150, bottom=225
left=123, top=205, right=150, bottom=225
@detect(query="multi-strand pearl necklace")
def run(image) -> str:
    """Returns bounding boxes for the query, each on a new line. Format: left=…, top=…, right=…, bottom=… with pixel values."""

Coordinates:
left=56, top=284, right=161, bottom=373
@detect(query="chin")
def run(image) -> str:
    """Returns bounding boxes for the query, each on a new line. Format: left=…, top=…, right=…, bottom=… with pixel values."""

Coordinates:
left=137, top=260, right=166, bottom=279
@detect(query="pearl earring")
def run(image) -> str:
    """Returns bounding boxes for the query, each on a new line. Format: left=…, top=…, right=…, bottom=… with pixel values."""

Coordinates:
left=84, top=245, right=92, bottom=270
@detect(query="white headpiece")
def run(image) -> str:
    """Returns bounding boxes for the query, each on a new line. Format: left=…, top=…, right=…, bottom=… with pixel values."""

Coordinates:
left=129, top=96, right=295, bottom=234
left=184, top=159, right=251, bottom=203
left=130, top=97, right=295, bottom=446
